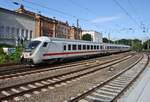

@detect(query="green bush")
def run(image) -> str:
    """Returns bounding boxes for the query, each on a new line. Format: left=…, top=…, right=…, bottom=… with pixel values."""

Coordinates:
left=0, top=54, right=6, bottom=64
left=9, top=47, right=22, bottom=63
left=0, top=46, right=23, bottom=64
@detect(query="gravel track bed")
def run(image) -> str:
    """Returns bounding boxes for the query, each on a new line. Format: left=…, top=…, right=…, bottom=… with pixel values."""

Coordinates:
left=0, top=52, right=131, bottom=75
left=0, top=52, right=131, bottom=77
left=0, top=53, right=132, bottom=89
left=16, top=54, right=140, bottom=102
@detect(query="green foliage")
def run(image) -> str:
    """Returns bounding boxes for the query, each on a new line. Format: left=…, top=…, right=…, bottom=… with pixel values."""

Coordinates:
left=115, top=39, right=132, bottom=46
left=0, top=48, right=5, bottom=64
left=82, top=33, right=92, bottom=41
left=0, top=46, right=23, bottom=64
left=103, top=37, right=113, bottom=43
left=131, top=39, right=142, bottom=52
left=143, top=40, right=150, bottom=50
left=8, top=47, right=22, bottom=63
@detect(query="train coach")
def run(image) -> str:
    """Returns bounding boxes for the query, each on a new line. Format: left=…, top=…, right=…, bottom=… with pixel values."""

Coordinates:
left=21, top=36, right=130, bottom=64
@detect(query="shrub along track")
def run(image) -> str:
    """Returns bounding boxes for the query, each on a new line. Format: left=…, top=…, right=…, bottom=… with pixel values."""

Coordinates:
left=0, top=53, right=135, bottom=101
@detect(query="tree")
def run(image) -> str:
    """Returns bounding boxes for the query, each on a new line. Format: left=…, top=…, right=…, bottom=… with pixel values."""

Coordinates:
left=115, top=39, right=132, bottom=46
left=143, top=39, right=150, bottom=50
left=131, top=39, right=142, bottom=52
left=82, top=33, right=92, bottom=41
left=103, top=37, right=113, bottom=43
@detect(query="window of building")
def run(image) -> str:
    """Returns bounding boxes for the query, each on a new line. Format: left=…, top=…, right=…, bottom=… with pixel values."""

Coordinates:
left=16, top=28, right=19, bottom=37
left=6, top=26, right=10, bottom=34
left=68, top=44, right=71, bottom=50
left=11, top=27, right=15, bottom=34
left=0, top=26, right=4, bottom=38
left=11, top=27, right=15, bottom=38
left=73, top=44, right=77, bottom=50
left=26, top=30, right=28, bottom=40
left=30, top=30, right=32, bottom=39
left=78, top=45, right=81, bottom=50
left=6, top=26, right=10, bottom=38
left=21, top=29, right=24, bottom=38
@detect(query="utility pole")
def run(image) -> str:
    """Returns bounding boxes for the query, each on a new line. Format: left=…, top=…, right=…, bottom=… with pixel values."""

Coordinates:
left=77, top=19, right=79, bottom=39
left=147, top=39, right=149, bottom=49
left=108, top=33, right=110, bottom=43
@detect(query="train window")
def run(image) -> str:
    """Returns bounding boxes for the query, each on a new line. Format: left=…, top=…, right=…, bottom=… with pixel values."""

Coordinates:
left=97, top=46, right=99, bottom=49
left=64, top=45, right=66, bottom=51
left=68, top=44, right=71, bottom=50
left=94, top=45, right=96, bottom=50
left=83, top=45, right=86, bottom=50
left=91, top=45, right=93, bottom=50
left=87, top=45, right=90, bottom=50
left=26, top=41, right=41, bottom=49
left=73, top=45, right=77, bottom=50
left=43, top=42, right=48, bottom=47
left=78, top=45, right=81, bottom=50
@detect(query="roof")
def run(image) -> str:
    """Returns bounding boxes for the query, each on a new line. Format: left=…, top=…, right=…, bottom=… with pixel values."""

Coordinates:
left=0, top=7, right=34, bottom=20
left=16, top=5, right=69, bottom=26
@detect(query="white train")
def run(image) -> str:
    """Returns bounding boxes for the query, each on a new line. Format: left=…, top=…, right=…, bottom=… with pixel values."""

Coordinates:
left=21, top=36, right=130, bottom=64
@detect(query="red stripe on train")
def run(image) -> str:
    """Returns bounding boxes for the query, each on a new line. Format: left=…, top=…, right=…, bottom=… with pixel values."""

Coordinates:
left=43, top=50, right=102, bottom=56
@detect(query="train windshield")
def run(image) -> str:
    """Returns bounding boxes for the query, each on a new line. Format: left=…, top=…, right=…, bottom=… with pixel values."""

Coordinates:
left=25, top=41, right=41, bottom=52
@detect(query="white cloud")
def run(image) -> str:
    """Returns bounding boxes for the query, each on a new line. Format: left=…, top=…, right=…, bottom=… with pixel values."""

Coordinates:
left=91, top=15, right=121, bottom=23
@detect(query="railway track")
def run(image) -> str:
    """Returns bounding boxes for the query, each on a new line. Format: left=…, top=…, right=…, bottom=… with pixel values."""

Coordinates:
left=0, top=53, right=135, bottom=101
left=0, top=52, right=132, bottom=75
left=0, top=53, right=133, bottom=80
left=65, top=54, right=148, bottom=102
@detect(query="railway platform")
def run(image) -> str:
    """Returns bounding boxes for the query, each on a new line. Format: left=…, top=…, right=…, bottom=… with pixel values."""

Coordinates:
left=118, top=63, right=150, bottom=102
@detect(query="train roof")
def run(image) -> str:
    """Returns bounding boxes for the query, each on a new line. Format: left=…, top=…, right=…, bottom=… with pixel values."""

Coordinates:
left=32, top=36, right=99, bottom=44
left=31, top=36, right=130, bottom=47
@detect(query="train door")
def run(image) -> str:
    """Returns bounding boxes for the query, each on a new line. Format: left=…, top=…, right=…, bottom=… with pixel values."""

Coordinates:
left=41, top=42, right=49, bottom=55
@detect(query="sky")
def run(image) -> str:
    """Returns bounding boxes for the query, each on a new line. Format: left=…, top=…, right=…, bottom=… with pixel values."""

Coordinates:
left=0, top=0, right=150, bottom=41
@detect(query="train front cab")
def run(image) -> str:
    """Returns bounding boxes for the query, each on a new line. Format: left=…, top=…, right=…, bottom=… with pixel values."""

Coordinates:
left=22, top=38, right=50, bottom=64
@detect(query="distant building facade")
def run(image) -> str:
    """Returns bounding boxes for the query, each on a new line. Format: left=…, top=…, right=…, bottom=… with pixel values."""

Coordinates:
left=0, top=5, right=82, bottom=46
left=55, top=21, right=70, bottom=38
left=82, top=30, right=102, bottom=43
left=69, top=26, right=82, bottom=40
left=17, top=5, right=80, bottom=39
left=0, top=7, right=35, bottom=46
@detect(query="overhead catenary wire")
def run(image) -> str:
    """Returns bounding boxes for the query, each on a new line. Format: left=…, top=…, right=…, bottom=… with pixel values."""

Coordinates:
left=67, top=0, right=98, bottom=16
left=20, top=0, right=102, bottom=30
left=113, top=0, right=141, bottom=29
left=127, top=0, right=139, bottom=15
left=127, top=0, right=149, bottom=39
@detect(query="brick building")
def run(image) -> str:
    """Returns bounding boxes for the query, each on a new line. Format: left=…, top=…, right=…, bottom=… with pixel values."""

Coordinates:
left=69, top=26, right=82, bottom=40
left=17, top=5, right=76, bottom=39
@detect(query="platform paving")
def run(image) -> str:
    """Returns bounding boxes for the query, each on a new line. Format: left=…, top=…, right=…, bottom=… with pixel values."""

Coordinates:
left=118, top=64, right=150, bottom=102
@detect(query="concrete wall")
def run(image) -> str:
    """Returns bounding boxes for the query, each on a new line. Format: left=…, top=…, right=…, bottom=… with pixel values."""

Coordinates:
left=0, top=8, right=35, bottom=46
